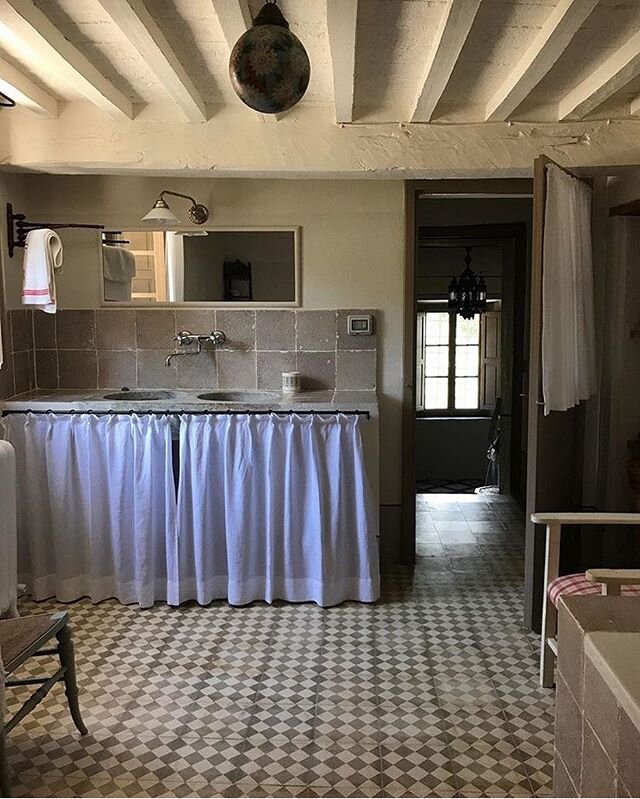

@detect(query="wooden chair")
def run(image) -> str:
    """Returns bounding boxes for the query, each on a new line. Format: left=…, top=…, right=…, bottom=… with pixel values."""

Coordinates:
left=533, top=512, right=640, bottom=688
left=0, top=611, right=87, bottom=797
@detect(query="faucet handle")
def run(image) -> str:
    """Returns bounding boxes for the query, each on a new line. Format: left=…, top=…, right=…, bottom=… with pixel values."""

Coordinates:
left=210, top=330, right=226, bottom=346
left=174, top=330, right=194, bottom=346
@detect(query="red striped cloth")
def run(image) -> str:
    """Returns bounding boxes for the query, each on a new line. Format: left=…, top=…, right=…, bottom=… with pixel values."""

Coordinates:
left=548, top=573, right=640, bottom=607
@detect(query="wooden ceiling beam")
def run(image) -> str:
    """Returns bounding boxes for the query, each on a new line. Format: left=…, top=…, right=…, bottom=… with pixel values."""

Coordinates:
left=559, top=29, right=640, bottom=119
left=410, top=0, right=481, bottom=123
left=97, top=0, right=207, bottom=123
left=211, top=0, right=280, bottom=121
left=326, top=0, right=358, bottom=124
left=211, top=0, right=252, bottom=52
left=486, top=0, right=599, bottom=122
left=0, top=0, right=133, bottom=119
left=0, top=56, right=58, bottom=116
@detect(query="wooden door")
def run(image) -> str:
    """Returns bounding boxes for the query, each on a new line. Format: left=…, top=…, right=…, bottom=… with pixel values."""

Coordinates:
left=523, top=156, right=586, bottom=632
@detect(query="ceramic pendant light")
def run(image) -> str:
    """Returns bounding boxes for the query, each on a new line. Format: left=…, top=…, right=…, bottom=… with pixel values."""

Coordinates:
left=229, top=0, right=310, bottom=114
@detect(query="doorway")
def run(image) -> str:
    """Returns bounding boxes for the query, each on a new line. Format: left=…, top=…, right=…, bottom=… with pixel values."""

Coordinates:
left=402, top=181, right=533, bottom=584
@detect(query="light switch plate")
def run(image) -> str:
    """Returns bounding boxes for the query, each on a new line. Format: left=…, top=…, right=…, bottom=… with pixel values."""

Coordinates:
left=347, top=314, right=373, bottom=335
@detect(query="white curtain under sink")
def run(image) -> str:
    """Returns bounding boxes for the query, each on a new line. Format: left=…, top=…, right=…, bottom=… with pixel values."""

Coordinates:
left=173, top=413, right=379, bottom=607
left=2, top=411, right=379, bottom=608
left=2, top=413, right=176, bottom=607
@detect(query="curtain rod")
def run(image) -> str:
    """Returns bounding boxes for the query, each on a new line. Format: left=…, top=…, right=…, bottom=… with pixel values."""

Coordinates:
left=1, top=409, right=370, bottom=419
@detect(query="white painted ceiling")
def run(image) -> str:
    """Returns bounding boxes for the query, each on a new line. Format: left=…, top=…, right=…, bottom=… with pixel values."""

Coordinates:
left=1, top=0, right=640, bottom=125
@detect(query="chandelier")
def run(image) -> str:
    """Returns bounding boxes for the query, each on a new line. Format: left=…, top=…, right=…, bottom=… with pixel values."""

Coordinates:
left=447, top=247, right=487, bottom=319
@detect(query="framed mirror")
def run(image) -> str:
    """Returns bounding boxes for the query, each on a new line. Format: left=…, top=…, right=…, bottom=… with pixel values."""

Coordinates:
left=101, top=227, right=300, bottom=306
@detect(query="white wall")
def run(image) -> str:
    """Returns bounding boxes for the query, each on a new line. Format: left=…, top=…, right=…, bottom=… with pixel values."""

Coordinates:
left=1, top=175, right=405, bottom=505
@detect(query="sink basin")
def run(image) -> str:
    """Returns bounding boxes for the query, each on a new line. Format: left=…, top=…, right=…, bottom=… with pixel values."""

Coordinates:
left=197, top=391, right=280, bottom=403
left=102, top=390, right=174, bottom=401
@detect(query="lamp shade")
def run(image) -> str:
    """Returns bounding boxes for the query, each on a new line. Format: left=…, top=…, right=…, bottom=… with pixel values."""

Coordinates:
left=141, top=197, right=181, bottom=225
left=229, top=1, right=310, bottom=114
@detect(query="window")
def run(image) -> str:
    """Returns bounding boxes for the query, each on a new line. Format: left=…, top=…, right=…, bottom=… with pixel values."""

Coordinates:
left=416, top=309, right=500, bottom=414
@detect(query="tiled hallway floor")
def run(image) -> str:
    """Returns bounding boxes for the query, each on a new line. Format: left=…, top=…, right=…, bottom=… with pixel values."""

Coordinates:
left=6, top=494, right=555, bottom=798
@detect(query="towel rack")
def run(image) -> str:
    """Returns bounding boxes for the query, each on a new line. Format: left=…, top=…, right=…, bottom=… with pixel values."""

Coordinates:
left=102, top=231, right=131, bottom=246
left=6, top=203, right=105, bottom=258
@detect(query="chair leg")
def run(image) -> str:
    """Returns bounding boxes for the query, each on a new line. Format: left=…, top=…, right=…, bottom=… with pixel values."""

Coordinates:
left=540, top=601, right=557, bottom=688
left=0, top=724, right=10, bottom=797
left=55, top=623, right=88, bottom=736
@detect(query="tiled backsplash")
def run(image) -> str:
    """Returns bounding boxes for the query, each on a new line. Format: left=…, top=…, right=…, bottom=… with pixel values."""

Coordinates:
left=2, top=308, right=377, bottom=394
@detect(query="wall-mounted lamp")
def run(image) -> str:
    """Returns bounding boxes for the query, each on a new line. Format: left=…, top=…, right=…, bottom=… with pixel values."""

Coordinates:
left=141, top=190, right=209, bottom=225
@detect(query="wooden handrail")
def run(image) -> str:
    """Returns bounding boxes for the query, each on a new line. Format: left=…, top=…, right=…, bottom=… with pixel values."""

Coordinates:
left=531, top=512, right=640, bottom=525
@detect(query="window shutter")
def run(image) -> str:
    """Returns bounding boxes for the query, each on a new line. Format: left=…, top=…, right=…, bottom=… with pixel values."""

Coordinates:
left=416, top=312, right=426, bottom=410
left=479, top=311, right=501, bottom=410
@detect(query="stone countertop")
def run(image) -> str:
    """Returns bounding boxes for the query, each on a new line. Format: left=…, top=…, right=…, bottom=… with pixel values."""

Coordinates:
left=0, top=389, right=378, bottom=415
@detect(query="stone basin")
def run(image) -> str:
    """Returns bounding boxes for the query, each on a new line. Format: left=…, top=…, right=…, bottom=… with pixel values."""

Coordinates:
left=196, top=391, right=280, bottom=403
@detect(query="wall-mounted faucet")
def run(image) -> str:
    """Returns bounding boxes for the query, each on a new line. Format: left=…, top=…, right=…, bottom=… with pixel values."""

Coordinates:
left=165, top=330, right=226, bottom=367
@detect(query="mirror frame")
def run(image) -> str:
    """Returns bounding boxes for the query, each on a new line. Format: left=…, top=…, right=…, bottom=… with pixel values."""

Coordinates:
left=100, top=225, right=302, bottom=308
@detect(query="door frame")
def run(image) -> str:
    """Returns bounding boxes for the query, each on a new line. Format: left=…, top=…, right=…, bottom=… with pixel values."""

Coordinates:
left=415, top=223, right=527, bottom=497
left=402, top=180, right=533, bottom=566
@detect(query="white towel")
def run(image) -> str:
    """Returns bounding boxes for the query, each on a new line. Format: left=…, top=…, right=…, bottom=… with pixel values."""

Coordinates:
left=21, top=229, right=63, bottom=314
left=103, top=245, right=136, bottom=282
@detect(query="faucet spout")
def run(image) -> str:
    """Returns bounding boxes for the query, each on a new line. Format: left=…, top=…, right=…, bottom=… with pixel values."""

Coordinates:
left=165, top=330, right=226, bottom=367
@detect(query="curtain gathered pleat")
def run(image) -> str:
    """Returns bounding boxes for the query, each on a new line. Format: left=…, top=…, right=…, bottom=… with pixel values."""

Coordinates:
left=542, top=163, right=597, bottom=415
left=2, top=413, right=176, bottom=608
left=174, top=413, right=379, bottom=607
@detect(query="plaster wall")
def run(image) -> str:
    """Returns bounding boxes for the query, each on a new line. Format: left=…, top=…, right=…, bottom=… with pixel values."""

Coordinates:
left=2, top=103, right=640, bottom=179
left=0, top=175, right=405, bottom=506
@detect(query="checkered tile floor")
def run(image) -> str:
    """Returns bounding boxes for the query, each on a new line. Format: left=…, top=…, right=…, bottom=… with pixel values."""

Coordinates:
left=5, top=494, right=554, bottom=798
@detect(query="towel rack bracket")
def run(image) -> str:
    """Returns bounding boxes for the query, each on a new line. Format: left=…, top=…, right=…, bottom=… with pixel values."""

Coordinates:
left=6, top=203, right=105, bottom=258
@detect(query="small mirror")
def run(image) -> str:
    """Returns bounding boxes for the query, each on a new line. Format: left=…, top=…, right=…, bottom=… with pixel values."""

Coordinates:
left=101, top=227, right=299, bottom=305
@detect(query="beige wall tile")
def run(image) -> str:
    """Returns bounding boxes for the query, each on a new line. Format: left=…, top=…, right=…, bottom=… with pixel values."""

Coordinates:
left=98, top=351, right=137, bottom=389
left=97, top=310, right=136, bottom=351
left=553, top=752, right=578, bottom=798
left=217, top=310, right=256, bottom=352
left=136, top=310, right=176, bottom=350
left=33, top=312, right=56, bottom=350
left=297, top=352, right=335, bottom=390
left=617, top=712, right=640, bottom=797
left=176, top=309, right=216, bottom=337
left=582, top=720, right=616, bottom=798
left=217, top=351, right=257, bottom=390
left=584, top=658, right=620, bottom=765
left=56, top=310, right=96, bottom=350
left=10, top=309, right=32, bottom=353
left=58, top=350, right=97, bottom=389
left=558, top=601, right=585, bottom=706
left=176, top=352, right=217, bottom=390
left=256, top=310, right=295, bottom=351
left=296, top=310, right=336, bottom=352
left=337, top=350, right=376, bottom=390
left=337, top=310, right=376, bottom=351
left=0, top=360, right=15, bottom=399
left=257, top=351, right=297, bottom=390
left=35, top=350, right=58, bottom=390
left=555, top=674, right=583, bottom=789
left=137, top=351, right=177, bottom=388
left=12, top=350, right=33, bottom=394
